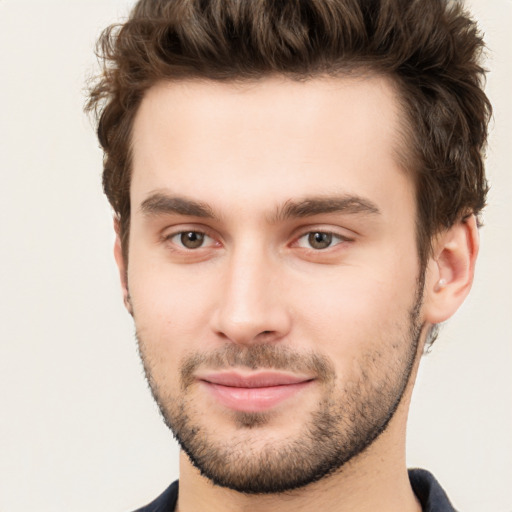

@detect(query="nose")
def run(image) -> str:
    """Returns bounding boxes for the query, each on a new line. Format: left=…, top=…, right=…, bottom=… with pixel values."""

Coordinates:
left=210, top=245, right=292, bottom=345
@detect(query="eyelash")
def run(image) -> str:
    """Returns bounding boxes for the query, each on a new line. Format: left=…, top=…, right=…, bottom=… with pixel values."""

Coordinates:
left=294, top=231, right=351, bottom=250
left=163, top=230, right=218, bottom=250
left=162, top=228, right=352, bottom=252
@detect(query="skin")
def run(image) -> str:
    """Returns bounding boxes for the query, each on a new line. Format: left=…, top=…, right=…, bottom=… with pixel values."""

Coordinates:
left=115, top=75, right=479, bottom=512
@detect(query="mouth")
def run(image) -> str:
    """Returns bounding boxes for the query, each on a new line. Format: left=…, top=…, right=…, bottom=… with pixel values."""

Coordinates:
left=197, top=371, right=315, bottom=413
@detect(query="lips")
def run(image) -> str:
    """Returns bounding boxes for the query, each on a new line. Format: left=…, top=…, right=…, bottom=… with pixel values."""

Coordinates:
left=198, top=371, right=314, bottom=413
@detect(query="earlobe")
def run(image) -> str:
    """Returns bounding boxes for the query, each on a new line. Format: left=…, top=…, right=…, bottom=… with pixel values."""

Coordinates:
left=423, top=215, right=479, bottom=325
left=113, top=218, right=133, bottom=315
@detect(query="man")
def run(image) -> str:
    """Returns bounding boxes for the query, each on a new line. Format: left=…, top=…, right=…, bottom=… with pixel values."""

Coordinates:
left=87, top=0, right=491, bottom=510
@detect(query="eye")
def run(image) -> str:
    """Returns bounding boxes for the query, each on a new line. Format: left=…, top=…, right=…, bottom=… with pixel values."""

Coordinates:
left=168, top=231, right=214, bottom=249
left=296, top=231, right=346, bottom=250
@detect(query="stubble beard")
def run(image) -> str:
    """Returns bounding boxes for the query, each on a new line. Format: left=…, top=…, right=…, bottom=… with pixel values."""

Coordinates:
left=136, top=290, right=424, bottom=495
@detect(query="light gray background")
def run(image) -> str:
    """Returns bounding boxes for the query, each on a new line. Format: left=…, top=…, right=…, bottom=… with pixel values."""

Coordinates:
left=0, top=1, right=510, bottom=511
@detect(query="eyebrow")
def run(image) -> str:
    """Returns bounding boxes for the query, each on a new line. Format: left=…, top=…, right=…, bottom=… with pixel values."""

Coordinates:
left=140, top=193, right=217, bottom=219
left=139, top=192, right=380, bottom=223
left=271, top=195, right=381, bottom=222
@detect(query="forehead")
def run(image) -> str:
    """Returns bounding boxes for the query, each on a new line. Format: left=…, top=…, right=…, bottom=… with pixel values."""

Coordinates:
left=130, top=75, right=413, bottom=218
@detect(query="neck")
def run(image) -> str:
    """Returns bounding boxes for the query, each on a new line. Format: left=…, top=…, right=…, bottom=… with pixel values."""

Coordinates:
left=176, top=333, right=427, bottom=512
left=176, top=412, right=421, bottom=512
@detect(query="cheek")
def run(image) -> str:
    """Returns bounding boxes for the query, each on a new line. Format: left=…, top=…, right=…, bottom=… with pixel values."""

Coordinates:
left=127, top=255, right=219, bottom=351
left=130, top=272, right=205, bottom=394
left=290, top=263, right=419, bottom=365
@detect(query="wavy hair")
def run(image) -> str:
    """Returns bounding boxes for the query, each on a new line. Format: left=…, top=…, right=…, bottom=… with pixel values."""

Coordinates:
left=86, top=0, right=491, bottom=269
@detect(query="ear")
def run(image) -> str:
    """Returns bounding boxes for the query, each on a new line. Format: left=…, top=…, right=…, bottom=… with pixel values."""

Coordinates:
left=423, top=215, right=479, bottom=324
left=113, top=218, right=133, bottom=315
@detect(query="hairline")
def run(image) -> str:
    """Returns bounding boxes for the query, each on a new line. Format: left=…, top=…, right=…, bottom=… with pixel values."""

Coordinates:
left=120, top=70, right=427, bottom=268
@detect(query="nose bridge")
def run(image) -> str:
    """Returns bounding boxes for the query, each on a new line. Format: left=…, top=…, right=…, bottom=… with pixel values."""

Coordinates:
left=212, top=239, right=290, bottom=344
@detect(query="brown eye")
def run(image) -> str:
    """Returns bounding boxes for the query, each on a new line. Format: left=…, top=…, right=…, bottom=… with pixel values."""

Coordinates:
left=180, top=231, right=205, bottom=249
left=307, top=232, right=333, bottom=249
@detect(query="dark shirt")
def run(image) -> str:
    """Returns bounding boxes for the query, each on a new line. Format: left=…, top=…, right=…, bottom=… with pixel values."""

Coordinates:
left=133, top=469, right=456, bottom=512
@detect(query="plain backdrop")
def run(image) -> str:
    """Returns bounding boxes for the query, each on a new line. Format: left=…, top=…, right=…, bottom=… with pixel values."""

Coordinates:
left=0, top=1, right=510, bottom=511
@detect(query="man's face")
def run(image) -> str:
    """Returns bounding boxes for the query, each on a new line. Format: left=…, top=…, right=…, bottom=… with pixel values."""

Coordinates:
left=124, top=76, right=425, bottom=493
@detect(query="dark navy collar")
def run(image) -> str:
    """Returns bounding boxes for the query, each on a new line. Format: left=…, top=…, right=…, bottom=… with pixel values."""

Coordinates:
left=409, top=468, right=457, bottom=511
left=133, top=469, right=456, bottom=511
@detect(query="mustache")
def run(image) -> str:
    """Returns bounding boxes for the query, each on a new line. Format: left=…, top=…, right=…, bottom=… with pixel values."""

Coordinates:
left=179, top=344, right=336, bottom=389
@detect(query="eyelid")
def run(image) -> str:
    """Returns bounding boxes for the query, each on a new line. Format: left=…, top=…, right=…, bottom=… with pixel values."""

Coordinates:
left=160, top=224, right=222, bottom=249
left=294, top=231, right=350, bottom=250
left=291, top=225, right=355, bottom=245
left=158, top=223, right=354, bottom=251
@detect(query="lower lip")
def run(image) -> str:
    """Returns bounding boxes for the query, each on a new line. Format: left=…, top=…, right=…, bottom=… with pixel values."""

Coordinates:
left=201, top=381, right=313, bottom=413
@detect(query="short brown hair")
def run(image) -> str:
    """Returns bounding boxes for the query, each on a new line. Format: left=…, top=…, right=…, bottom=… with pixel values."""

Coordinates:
left=86, top=0, right=491, bottom=267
